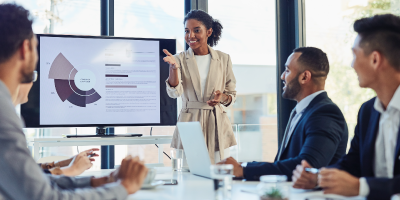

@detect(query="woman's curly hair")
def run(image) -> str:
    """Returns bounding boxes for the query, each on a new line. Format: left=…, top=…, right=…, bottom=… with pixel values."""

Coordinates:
left=184, top=10, right=223, bottom=47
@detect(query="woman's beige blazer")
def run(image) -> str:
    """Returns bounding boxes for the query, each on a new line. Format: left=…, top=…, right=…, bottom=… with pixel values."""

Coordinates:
left=166, top=46, right=237, bottom=163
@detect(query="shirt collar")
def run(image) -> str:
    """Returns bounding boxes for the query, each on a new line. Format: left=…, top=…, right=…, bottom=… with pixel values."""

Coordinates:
left=296, top=90, right=326, bottom=114
left=374, top=84, right=400, bottom=114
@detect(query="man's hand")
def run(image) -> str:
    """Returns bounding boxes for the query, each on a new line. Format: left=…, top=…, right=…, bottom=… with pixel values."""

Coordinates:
left=163, top=49, right=178, bottom=69
left=319, top=168, right=360, bottom=196
left=62, top=151, right=93, bottom=176
left=119, top=156, right=148, bottom=194
left=82, top=148, right=100, bottom=162
left=91, top=167, right=120, bottom=187
left=59, top=148, right=99, bottom=167
left=218, top=157, right=243, bottom=178
left=292, top=160, right=318, bottom=189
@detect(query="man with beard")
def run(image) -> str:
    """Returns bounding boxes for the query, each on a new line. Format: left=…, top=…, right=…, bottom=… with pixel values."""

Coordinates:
left=219, top=47, right=348, bottom=180
left=0, top=3, right=148, bottom=200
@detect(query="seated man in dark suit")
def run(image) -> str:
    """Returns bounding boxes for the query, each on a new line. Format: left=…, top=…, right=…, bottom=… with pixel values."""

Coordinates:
left=219, top=47, right=348, bottom=180
left=292, top=14, right=400, bottom=200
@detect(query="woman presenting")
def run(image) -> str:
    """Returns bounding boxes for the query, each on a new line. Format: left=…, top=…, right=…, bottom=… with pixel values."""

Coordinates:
left=163, top=10, right=237, bottom=164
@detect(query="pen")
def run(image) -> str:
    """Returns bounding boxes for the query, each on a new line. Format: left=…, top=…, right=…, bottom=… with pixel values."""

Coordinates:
left=305, top=168, right=320, bottom=174
left=87, top=153, right=96, bottom=158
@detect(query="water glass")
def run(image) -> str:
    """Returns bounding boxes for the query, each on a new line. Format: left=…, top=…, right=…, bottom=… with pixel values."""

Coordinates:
left=171, top=149, right=184, bottom=171
left=210, top=164, right=233, bottom=200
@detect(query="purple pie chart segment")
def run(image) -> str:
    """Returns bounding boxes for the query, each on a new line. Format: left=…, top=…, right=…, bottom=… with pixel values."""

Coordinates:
left=86, top=91, right=101, bottom=104
left=68, top=79, right=86, bottom=96
left=54, top=79, right=74, bottom=102
left=49, top=53, right=102, bottom=107
left=66, top=92, right=86, bottom=107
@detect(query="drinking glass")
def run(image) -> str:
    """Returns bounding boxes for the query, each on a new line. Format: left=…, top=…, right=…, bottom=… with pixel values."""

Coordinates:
left=171, top=149, right=184, bottom=171
left=210, top=164, right=233, bottom=200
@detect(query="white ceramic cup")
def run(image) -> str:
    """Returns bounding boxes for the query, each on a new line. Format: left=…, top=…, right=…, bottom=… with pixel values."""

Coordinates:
left=143, top=168, right=157, bottom=184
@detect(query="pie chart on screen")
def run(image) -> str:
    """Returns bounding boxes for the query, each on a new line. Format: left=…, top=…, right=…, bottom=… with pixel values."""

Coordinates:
left=48, top=53, right=101, bottom=107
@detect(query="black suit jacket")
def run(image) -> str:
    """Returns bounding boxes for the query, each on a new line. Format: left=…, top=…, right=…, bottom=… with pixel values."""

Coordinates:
left=243, top=92, right=348, bottom=180
left=330, top=97, right=400, bottom=200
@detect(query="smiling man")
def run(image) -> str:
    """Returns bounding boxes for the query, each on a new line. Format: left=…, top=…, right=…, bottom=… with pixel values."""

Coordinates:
left=292, top=14, right=400, bottom=200
left=219, top=47, right=348, bottom=180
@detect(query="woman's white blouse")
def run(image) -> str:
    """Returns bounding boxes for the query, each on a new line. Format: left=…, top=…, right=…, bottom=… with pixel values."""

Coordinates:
left=194, top=54, right=211, bottom=97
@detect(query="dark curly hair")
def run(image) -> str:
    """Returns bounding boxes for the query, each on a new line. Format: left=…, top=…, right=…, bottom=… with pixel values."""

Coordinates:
left=0, top=3, right=33, bottom=64
left=354, top=14, right=400, bottom=70
left=184, top=10, right=223, bottom=47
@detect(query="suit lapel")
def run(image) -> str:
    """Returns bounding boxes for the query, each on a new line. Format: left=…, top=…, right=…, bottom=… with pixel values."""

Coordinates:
left=185, top=48, right=202, bottom=102
left=275, top=92, right=328, bottom=160
left=278, top=111, right=301, bottom=160
left=279, top=92, right=327, bottom=156
left=203, top=46, right=219, bottom=102
left=363, top=109, right=380, bottom=176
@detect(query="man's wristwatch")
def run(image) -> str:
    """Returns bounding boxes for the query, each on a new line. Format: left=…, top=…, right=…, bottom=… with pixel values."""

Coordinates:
left=240, top=162, right=248, bottom=178
left=41, top=162, right=55, bottom=169
left=54, top=161, right=61, bottom=168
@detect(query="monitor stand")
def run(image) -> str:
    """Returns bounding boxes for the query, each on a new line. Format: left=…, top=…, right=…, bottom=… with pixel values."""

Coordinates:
left=66, top=127, right=142, bottom=138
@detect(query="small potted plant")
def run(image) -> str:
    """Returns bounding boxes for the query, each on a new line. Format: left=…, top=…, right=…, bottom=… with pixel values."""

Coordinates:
left=259, top=187, right=288, bottom=200
left=257, top=175, right=289, bottom=200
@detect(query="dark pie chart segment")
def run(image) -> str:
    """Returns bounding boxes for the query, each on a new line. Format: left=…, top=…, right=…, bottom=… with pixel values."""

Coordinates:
left=54, top=79, right=73, bottom=102
left=49, top=53, right=101, bottom=107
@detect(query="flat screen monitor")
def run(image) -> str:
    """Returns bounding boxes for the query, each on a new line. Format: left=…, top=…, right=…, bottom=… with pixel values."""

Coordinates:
left=21, top=34, right=177, bottom=128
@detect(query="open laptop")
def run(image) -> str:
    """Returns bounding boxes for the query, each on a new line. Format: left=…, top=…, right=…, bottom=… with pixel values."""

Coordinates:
left=177, top=122, right=212, bottom=178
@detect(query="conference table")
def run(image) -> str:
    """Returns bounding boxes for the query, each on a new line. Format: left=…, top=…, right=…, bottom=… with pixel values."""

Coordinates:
left=81, top=167, right=365, bottom=200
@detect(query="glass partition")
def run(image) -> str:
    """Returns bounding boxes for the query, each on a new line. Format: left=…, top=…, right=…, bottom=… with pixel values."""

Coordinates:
left=209, top=0, right=277, bottom=125
left=236, top=124, right=278, bottom=162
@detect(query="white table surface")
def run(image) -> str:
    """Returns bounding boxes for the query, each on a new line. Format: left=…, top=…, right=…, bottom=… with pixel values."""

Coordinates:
left=81, top=167, right=365, bottom=200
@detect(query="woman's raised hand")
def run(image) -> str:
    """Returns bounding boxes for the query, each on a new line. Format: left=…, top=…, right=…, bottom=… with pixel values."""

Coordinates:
left=163, top=49, right=178, bottom=69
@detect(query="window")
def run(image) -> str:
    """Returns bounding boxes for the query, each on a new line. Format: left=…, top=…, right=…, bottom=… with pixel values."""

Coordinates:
left=5, top=0, right=100, bottom=35
left=115, top=0, right=185, bottom=52
left=209, top=0, right=277, bottom=162
left=113, top=0, right=185, bottom=167
left=305, top=0, right=400, bottom=140
left=209, top=0, right=277, bottom=125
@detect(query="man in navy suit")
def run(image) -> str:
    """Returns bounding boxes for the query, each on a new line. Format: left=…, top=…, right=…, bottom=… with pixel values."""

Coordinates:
left=292, top=14, right=400, bottom=200
left=219, top=47, right=348, bottom=180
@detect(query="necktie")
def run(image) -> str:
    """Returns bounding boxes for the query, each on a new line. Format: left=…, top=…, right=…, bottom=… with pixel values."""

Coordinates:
left=277, top=108, right=297, bottom=161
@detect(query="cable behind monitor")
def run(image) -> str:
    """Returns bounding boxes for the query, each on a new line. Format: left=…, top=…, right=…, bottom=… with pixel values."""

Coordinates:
left=150, top=127, right=171, bottom=160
